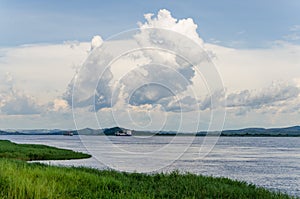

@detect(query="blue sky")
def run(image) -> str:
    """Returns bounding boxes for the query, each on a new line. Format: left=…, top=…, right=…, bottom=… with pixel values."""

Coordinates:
left=1, top=0, right=300, bottom=48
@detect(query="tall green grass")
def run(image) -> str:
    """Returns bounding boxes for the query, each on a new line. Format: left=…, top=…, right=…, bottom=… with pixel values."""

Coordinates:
left=0, top=140, right=91, bottom=160
left=0, top=159, right=296, bottom=199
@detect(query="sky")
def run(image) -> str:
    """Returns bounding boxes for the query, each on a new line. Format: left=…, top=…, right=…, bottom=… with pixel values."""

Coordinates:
left=1, top=0, right=300, bottom=48
left=0, top=1, right=300, bottom=131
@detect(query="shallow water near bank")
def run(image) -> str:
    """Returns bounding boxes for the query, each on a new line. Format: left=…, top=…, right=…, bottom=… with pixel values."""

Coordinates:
left=0, top=135, right=299, bottom=197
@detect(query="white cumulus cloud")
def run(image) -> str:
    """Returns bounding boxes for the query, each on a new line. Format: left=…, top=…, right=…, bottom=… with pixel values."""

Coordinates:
left=65, top=9, right=214, bottom=115
left=91, top=35, right=103, bottom=50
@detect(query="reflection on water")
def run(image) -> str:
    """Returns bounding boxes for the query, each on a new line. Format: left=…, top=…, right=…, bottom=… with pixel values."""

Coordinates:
left=0, top=135, right=299, bottom=196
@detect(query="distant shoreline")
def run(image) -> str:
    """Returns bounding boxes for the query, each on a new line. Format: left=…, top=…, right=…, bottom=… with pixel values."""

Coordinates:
left=1, top=125, right=300, bottom=137
left=1, top=133, right=300, bottom=137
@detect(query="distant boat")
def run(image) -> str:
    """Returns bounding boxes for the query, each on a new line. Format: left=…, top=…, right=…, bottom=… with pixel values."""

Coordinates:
left=115, top=130, right=132, bottom=136
left=63, top=131, right=73, bottom=136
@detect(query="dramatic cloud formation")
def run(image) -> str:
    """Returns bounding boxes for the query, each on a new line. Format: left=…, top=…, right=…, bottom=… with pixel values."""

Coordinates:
left=66, top=9, right=218, bottom=118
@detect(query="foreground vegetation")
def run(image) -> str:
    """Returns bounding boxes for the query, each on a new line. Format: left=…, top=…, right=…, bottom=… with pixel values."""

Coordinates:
left=0, top=140, right=91, bottom=160
left=0, top=140, right=297, bottom=199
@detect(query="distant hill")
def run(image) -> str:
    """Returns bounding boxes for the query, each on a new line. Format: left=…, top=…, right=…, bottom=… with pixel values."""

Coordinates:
left=219, top=126, right=300, bottom=136
left=75, top=128, right=103, bottom=135
left=1, top=126, right=300, bottom=136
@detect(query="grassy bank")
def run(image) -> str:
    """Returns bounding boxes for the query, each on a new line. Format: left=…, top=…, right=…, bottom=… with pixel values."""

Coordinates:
left=0, top=140, right=297, bottom=199
left=0, top=159, right=295, bottom=199
left=0, top=140, right=91, bottom=160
